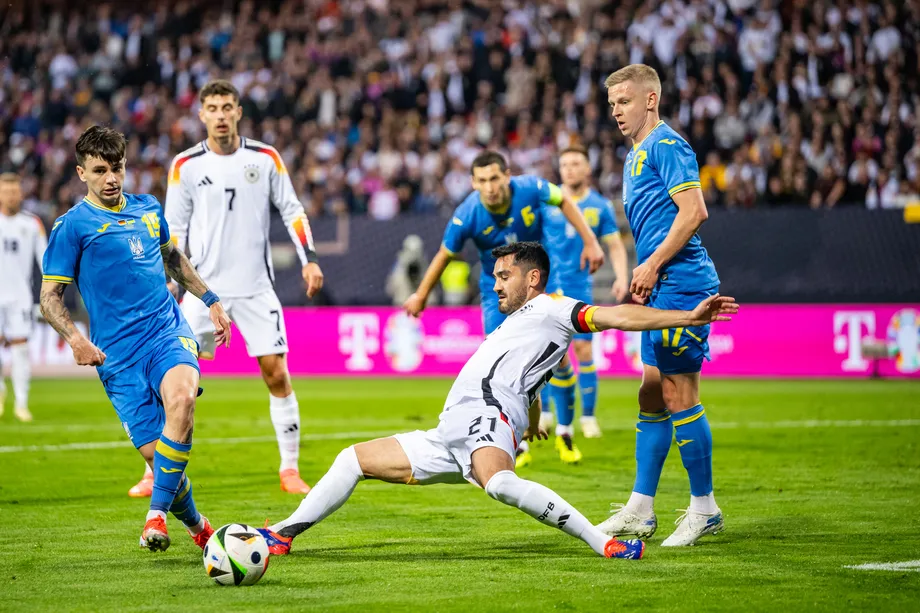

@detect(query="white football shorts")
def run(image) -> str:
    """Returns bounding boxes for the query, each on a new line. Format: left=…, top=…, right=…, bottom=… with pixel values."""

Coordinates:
left=181, top=289, right=289, bottom=358
left=0, top=301, right=34, bottom=340
left=393, top=406, right=519, bottom=487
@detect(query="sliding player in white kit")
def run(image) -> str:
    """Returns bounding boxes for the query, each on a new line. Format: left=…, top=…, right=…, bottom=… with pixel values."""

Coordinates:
left=0, top=173, right=46, bottom=422
left=127, top=80, right=324, bottom=497
left=256, top=242, right=738, bottom=558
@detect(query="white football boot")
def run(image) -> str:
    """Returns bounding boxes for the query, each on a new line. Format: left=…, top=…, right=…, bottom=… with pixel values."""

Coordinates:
left=580, top=416, right=603, bottom=438
left=660, top=508, right=724, bottom=547
left=14, top=405, right=32, bottom=422
left=596, top=504, right=658, bottom=539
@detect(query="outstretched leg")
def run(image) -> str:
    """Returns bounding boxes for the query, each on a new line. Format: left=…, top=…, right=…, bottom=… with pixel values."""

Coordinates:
left=267, top=437, right=412, bottom=547
left=472, top=447, right=643, bottom=559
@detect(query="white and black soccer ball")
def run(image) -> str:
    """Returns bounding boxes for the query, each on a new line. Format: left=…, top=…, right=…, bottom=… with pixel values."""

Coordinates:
left=203, top=523, right=270, bottom=586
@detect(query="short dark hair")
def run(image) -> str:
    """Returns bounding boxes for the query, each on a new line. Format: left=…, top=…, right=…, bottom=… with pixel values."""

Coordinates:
left=491, top=241, right=551, bottom=290
left=471, top=150, right=509, bottom=174
left=75, top=126, right=126, bottom=167
left=559, top=145, right=589, bottom=160
left=199, top=79, right=240, bottom=104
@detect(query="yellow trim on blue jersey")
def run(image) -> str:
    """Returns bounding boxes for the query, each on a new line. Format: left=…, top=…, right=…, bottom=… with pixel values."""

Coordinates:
left=672, top=408, right=706, bottom=427
left=601, top=231, right=621, bottom=242
left=685, top=329, right=703, bottom=342
left=42, top=274, right=73, bottom=284
left=441, top=243, right=458, bottom=256
left=83, top=194, right=127, bottom=213
left=632, top=120, right=666, bottom=151
left=668, top=181, right=702, bottom=197
left=155, top=440, right=190, bottom=463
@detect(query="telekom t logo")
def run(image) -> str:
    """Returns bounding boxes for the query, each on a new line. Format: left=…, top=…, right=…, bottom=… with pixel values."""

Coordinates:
left=833, top=311, right=875, bottom=371
left=339, top=313, right=380, bottom=371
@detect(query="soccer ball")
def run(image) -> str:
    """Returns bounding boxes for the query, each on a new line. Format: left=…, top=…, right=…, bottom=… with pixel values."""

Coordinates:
left=203, top=523, right=270, bottom=586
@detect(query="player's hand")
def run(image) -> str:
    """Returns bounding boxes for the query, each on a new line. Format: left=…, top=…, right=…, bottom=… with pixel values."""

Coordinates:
left=523, top=426, right=549, bottom=442
left=167, top=281, right=180, bottom=301
left=688, top=294, right=738, bottom=325
left=403, top=292, right=427, bottom=317
left=302, top=262, right=324, bottom=299
left=580, top=241, right=605, bottom=274
left=630, top=261, right=659, bottom=299
left=71, top=335, right=106, bottom=366
left=209, top=303, right=232, bottom=348
left=631, top=292, right=648, bottom=305
left=611, top=278, right=628, bottom=303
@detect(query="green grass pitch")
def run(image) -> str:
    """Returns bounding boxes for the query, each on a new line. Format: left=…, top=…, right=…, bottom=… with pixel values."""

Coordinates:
left=1, top=377, right=919, bottom=612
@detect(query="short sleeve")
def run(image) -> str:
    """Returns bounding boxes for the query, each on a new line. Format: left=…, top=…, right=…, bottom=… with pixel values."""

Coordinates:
left=548, top=294, right=599, bottom=334
left=442, top=209, right=470, bottom=255
left=42, top=216, right=80, bottom=284
left=158, top=212, right=172, bottom=248
left=598, top=199, right=619, bottom=238
left=654, top=138, right=702, bottom=198
left=534, top=176, right=563, bottom=207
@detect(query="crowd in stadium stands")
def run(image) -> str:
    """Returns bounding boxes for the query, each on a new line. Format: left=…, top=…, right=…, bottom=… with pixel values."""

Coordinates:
left=2, top=0, right=920, bottom=225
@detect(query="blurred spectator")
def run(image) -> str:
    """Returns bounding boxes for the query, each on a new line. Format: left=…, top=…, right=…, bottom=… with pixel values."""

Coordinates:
left=385, top=234, right=429, bottom=306
left=1, top=0, right=919, bottom=225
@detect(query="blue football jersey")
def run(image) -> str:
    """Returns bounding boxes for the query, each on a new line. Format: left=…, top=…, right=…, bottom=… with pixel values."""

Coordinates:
left=543, top=189, right=618, bottom=295
left=623, top=121, right=719, bottom=293
left=42, top=193, right=194, bottom=381
left=442, top=175, right=563, bottom=289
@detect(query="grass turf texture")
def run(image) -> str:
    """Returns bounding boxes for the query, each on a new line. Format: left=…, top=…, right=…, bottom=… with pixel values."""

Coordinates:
left=1, top=378, right=918, bottom=612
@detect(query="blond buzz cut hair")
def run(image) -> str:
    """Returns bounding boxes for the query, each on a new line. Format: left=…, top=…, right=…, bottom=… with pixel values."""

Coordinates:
left=604, top=64, right=662, bottom=97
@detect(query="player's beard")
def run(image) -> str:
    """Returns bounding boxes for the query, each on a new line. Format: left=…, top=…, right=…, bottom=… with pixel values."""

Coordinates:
left=496, top=284, right=526, bottom=314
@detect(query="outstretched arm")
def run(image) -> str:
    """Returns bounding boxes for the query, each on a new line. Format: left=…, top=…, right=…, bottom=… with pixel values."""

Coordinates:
left=404, top=246, right=453, bottom=316
left=40, top=281, right=106, bottom=365
left=589, top=294, right=738, bottom=332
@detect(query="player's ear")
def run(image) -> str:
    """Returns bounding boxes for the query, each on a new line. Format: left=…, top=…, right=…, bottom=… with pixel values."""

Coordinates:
left=76, top=166, right=86, bottom=182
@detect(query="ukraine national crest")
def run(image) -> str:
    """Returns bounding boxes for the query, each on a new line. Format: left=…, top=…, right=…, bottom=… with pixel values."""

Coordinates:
left=129, top=235, right=145, bottom=259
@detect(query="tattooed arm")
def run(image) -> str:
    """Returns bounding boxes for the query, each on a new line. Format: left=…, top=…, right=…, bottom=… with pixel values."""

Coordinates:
left=161, top=241, right=209, bottom=299
left=40, top=281, right=106, bottom=365
left=160, top=242, right=232, bottom=348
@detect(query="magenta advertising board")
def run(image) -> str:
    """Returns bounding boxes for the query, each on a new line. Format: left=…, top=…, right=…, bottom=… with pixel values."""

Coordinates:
left=194, top=305, right=920, bottom=379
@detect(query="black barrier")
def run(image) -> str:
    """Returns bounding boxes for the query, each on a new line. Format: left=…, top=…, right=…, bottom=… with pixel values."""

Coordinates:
left=268, top=208, right=920, bottom=306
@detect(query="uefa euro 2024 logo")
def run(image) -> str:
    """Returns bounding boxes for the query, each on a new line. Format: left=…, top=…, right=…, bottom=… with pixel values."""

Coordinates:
left=887, top=309, right=920, bottom=373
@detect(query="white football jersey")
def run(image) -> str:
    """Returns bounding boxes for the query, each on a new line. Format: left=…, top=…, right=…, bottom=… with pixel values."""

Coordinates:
left=0, top=211, right=46, bottom=305
left=164, top=137, right=316, bottom=298
left=441, top=293, right=595, bottom=433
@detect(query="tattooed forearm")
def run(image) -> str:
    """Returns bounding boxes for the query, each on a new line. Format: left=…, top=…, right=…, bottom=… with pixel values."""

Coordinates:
left=40, top=282, right=80, bottom=343
left=161, top=244, right=209, bottom=299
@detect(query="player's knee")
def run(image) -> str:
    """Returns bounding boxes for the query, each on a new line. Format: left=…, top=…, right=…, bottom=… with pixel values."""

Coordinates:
left=484, top=470, right=518, bottom=505
left=638, top=381, right=665, bottom=412
left=261, top=359, right=291, bottom=394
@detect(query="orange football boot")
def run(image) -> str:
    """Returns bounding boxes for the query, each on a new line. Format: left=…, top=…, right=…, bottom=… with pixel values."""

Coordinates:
left=279, top=469, right=311, bottom=494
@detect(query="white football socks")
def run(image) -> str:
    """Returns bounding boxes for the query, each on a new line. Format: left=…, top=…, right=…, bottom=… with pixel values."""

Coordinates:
left=690, top=493, right=718, bottom=515
left=272, top=446, right=364, bottom=537
left=10, top=343, right=30, bottom=409
left=625, top=492, right=655, bottom=516
left=484, top=470, right=609, bottom=556
left=270, top=392, right=301, bottom=472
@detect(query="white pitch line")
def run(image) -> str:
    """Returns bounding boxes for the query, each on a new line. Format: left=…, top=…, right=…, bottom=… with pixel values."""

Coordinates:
left=845, top=560, right=920, bottom=572
left=717, top=419, right=920, bottom=429
left=0, top=430, right=396, bottom=454
left=3, top=418, right=920, bottom=454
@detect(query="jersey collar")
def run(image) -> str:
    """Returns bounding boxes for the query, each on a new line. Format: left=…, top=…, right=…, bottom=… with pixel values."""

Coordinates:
left=83, top=194, right=127, bottom=213
left=632, top=120, right=666, bottom=151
